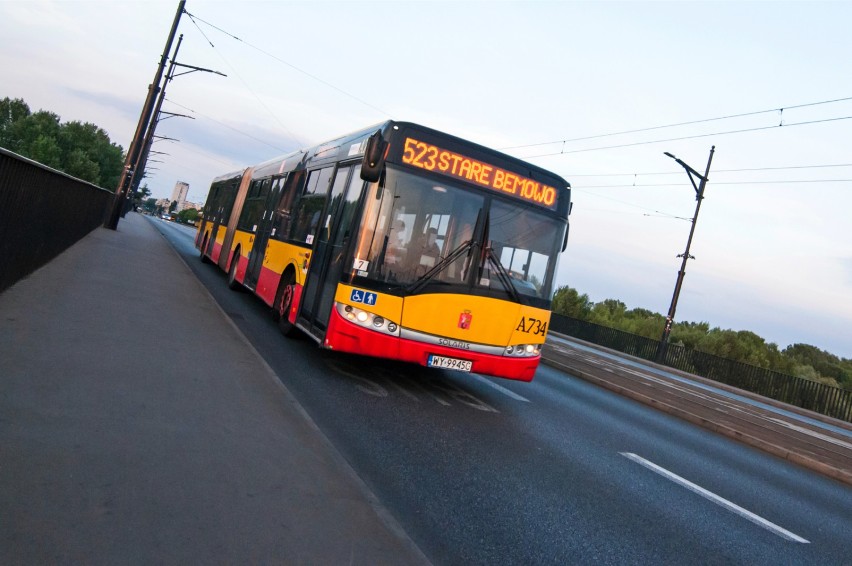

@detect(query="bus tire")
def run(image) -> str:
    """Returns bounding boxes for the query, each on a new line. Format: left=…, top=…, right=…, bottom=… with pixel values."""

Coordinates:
left=227, top=251, right=243, bottom=291
left=273, top=271, right=300, bottom=338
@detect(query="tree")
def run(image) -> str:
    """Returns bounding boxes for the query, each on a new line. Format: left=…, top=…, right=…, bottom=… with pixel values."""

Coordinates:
left=58, top=120, right=123, bottom=187
left=549, top=283, right=849, bottom=385
left=177, top=207, right=199, bottom=224
left=64, top=147, right=100, bottom=182
left=0, top=96, right=124, bottom=188
left=589, top=299, right=627, bottom=327
left=0, top=97, right=31, bottom=147
left=551, top=286, right=593, bottom=320
left=671, top=321, right=711, bottom=349
left=131, top=184, right=152, bottom=210
left=693, top=329, right=774, bottom=368
left=11, top=110, right=63, bottom=167
left=622, top=308, right=666, bottom=340
left=783, top=344, right=852, bottom=389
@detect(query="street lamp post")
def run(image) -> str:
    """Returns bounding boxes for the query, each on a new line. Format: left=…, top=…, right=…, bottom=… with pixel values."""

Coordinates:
left=656, top=146, right=715, bottom=363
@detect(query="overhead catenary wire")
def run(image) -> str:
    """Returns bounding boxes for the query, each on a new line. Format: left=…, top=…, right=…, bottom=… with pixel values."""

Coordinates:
left=183, top=10, right=305, bottom=147
left=516, top=115, right=852, bottom=159
left=184, top=10, right=392, bottom=119
left=578, top=179, right=852, bottom=189
left=570, top=163, right=852, bottom=177
left=500, top=95, right=852, bottom=152
left=571, top=188, right=690, bottom=221
left=165, top=98, right=291, bottom=153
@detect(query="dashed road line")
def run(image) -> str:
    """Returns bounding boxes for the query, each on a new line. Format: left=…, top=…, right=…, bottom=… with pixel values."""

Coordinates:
left=621, top=452, right=810, bottom=544
left=469, top=373, right=530, bottom=402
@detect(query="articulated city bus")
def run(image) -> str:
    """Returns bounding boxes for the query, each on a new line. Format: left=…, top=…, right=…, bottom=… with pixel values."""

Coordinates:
left=196, top=121, right=571, bottom=381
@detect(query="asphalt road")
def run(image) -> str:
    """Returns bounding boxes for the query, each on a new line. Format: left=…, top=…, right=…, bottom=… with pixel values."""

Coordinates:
left=155, top=218, right=852, bottom=565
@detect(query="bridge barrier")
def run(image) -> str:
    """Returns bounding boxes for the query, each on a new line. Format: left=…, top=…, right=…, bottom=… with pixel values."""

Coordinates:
left=0, top=148, right=113, bottom=293
left=550, top=314, right=852, bottom=423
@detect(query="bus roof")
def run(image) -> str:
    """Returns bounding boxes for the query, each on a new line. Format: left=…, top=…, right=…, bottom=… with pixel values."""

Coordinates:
left=230, top=120, right=570, bottom=213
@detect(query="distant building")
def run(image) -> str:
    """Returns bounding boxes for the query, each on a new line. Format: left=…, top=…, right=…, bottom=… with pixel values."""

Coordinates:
left=171, top=181, right=189, bottom=207
left=158, top=183, right=200, bottom=213
left=181, top=200, right=203, bottom=212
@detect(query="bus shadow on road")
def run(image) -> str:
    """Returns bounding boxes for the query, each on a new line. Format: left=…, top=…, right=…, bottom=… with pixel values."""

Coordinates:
left=321, top=352, right=500, bottom=413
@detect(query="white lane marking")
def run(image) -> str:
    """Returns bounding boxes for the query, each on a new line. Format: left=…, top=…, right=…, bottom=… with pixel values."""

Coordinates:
left=766, top=418, right=852, bottom=450
left=620, top=452, right=810, bottom=544
left=469, top=373, right=530, bottom=402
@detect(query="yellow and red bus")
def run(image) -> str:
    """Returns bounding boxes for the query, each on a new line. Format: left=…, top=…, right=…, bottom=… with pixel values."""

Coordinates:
left=196, top=121, right=571, bottom=381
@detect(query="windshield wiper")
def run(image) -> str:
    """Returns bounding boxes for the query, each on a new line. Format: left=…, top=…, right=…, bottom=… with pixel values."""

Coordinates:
left=405, top=239, right=477, bottom=294
left=485, top=247, right=523, bottom=304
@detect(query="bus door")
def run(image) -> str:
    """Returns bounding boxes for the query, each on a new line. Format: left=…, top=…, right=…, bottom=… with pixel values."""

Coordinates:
left=298, top=163, right=363, bottom=339
left=205, top=178, right=239, bottom=259
left=244, top=177, right=282, bottom=290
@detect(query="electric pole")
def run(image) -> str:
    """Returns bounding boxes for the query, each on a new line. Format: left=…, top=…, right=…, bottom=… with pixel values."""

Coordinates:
left=127, top=35, right=225, bottom=213
left=656, top=146, right=715, bottom=363
left=105, top=0, right=186, bottom=230
left=127, top=34, right=186, bottom=204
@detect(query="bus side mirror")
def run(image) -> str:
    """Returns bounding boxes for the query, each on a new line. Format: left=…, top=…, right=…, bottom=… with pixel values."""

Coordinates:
left=361, top=130, right=388, bottom=183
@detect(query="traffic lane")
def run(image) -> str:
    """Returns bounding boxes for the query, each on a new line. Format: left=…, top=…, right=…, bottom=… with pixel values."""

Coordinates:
left=155, top=220, right=850, bottom=564
left=285, top=353, right=844, bottom=565
left=543, top=340, right=852, bottom=484
left=527, top=365, right=851, bottom=556
left=234, top=316, right=847, bottom=564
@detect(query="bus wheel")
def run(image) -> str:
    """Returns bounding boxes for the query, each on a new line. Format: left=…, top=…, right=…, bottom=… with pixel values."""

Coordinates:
left=274, top=272, right=300, bottom=337
left=227, top=253, right=243, bottom=291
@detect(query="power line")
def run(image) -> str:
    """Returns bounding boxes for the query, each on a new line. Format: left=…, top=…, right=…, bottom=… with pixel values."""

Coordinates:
left=183, top=11, right=305, bottom=146
left=184, top=10, right=392, bottom=119
left=570, top=163, right=852, bottom=177
left=165, top=98, right=291, bottom=153
left=578, top=179, right=852, bottom=189
left=518, top=116, right=852, bottom=158
left=500, top=95, right=852, bottom=151
left=572, top=188, right=689, bottom=220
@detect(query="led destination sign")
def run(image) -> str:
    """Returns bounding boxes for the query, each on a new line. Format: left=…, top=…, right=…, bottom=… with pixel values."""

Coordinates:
left=401, top=137, right=559, bottom=210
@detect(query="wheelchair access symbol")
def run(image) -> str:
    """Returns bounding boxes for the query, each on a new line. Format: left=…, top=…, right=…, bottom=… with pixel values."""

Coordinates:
left=350, top=289, right=377, bottom=306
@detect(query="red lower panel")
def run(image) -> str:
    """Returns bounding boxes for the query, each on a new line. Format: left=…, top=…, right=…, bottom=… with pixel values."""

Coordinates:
left=211, top=241, right=223, bottom=264
left=256, top=264, right=281, bottom=307
left=324, top=308, right=539, bottom=381
left=235, top=254, right=248, bottom=284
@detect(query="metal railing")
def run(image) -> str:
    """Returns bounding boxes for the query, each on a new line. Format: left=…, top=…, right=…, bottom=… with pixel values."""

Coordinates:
left=549, top=314, right=852, bottom=422
left=0, top=148, right=113, bottom=293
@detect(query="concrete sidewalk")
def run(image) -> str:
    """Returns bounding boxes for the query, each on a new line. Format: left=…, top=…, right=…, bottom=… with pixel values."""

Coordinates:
left=0, top=213, right=429, bottom=564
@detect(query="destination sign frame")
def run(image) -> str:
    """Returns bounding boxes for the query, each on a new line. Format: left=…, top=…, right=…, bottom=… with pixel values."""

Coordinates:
left=400, top=137, right=560, bottom=210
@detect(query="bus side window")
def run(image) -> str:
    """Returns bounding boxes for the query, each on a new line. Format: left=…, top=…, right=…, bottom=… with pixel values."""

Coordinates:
left=271, top=171, right=304, bottom=241
left=237, top=178, right=271, bottom=232
left=290, top=167, right=334, bottom=244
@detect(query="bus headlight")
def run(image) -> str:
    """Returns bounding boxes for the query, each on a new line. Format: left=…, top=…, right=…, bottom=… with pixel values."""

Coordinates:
left=336, top=303, right=400, bottom=336
left=504, top=343, right=541, bottom=358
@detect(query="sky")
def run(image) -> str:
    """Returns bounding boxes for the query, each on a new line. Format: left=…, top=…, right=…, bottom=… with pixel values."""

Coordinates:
left=2, top=1, right=850, bottom=358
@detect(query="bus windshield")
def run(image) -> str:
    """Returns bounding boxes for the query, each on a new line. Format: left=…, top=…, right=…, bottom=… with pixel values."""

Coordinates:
left=350, top=166, right=565, bottom=305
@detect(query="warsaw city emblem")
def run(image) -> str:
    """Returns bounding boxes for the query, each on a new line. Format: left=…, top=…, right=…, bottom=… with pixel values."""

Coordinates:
left=458, top=310, right=472, bottom=330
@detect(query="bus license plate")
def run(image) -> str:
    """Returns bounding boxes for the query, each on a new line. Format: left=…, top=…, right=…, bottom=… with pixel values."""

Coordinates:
left=428, top=355, right=472, bottom=372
